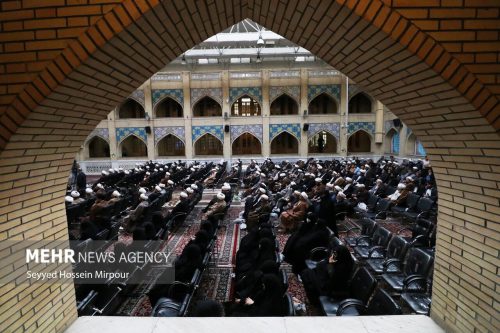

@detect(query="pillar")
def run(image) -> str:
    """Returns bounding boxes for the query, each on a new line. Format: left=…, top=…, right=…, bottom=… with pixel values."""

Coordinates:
left=183, top=72, right=193, bottom=159
left=262, top=69, right=270, bottom=158
left=339, top=75, right=348, bottom=156
left=222, top=70, right=231, bottom=161
left=399, top=123, right=408, bottom=157
left=144, top=80, right=155, bottom=160
left=299, top=68, right=308, bottom=156
left=108, top=109, right=118, bottom=160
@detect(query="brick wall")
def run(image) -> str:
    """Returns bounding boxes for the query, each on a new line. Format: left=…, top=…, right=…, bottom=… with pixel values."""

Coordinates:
left=0, top=1, right=498, bottom=332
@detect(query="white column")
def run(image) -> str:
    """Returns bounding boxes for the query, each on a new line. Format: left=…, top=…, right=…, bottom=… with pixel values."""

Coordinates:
left=339, top=75, right=348, bottom=157
left=299, top=68, right=308, bottom=156
left=222, top=71, right=231, bottom=161
left=108, top=110, right=118, bottom=159
left=399, top=123, right=408, bottom=157
left=183, top=72, right=193, bottom=159
left=262, top=69, right=270, bottom=158
left=143, top=80, right=155, bottom=159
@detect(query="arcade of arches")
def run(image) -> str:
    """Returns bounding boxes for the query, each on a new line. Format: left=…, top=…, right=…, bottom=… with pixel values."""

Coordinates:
left=0, top=1, right=499, bottom=333
left=157, top=135, right=185, bottom=157
left=193, top=97, right=222, bottom=117
left=87, top=137, right=110, bottom=159
left=270, top=95, right=299, bottom=116
left=194, top=134, right=224, bottom=156
left=232, top=133, right=262, bottom=155
left=271, top=132, right=299, bottom=155
left=118, top=99, right=146, bottom=119
left=120, top=136, right=148, bottom=158
left=232, top=95, right=261, bottom=117
left=156, top=98, right=183, bottom=118
left=308, top=131, right=338, bottom=154
left=309, top=94, right=338, bottom=115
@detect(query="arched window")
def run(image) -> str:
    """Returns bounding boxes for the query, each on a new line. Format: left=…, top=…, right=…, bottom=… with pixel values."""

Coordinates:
left=416, top=140, right=426, bottom=156
left=194, top=134, right=223, bottom=156
left=231, top=95, right=261, bottom=117
left=385, top=129, right=400, bottom=154
left=118, top=99, right=145, bottom=119
left=87, top=136, right=110, bottom=158
left=349, top=93, right=372, bottom=114
left=308, top=93, right=337, bottom=115
left=155, top=97, right=183, bottom=118
left=270, top=132, right=299, bottom=155
left=270, top=94, right=298, bottom=116
left=157, top=134, right=185, bottom=157
left=232, top=133, right=261, bottom=155
left=406, top=133, right=417, bottom=155
left=193, top=97, right=222, bottom=117
left=120, top=135, right=147, bottom=157
left=308, top=131, right=337, bottom=154
left=348, top=130, right=371, bottom=153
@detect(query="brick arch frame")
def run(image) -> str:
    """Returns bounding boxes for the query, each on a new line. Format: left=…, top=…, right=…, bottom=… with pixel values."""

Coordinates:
left=0, top=1, right=498, bottom=333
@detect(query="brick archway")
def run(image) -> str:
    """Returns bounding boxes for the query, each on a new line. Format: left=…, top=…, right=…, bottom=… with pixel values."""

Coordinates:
left=0, top=1, right=498, bottom=332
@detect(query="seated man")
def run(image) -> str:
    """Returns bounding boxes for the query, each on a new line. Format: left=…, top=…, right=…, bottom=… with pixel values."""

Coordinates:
left=246, top=194, right=271, bottom=231
left=279, top=192, right=309, bottom=233
left=124, top=193, right=149, bottom=232
left=70, top=190, right=85, bottom=204
left=201, top=192, right=226, bottom=222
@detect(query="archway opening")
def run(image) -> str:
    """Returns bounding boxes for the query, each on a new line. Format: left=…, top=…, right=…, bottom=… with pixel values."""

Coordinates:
left=308, top=131, right=337, bottom=154
left=349, top=93, right=372, bottom=114
left=87, top=136, right=110, bottom=158
left=270, top=132, right=299, bottom=154
left=120, top=135, right=147, bottom=157
left=347, top=130, right=371, bottom=153
left=193, top=96, right=222, bottom=117
left=157, top=134, right=185, bottom=157
left=385, top=129, right=400, bottom=155
left=118, top=99, right=145, bottom=119
left=194, top=133, right=223, bottom=156
left=231, top=95, right=261, bottom=117
left=155, top=97, right=183, bottom=118
left=308, top=93, right=337, bottom=115
left=270, top=94, right=298, bottom=116
left=232, top=133, right=262, bottom=155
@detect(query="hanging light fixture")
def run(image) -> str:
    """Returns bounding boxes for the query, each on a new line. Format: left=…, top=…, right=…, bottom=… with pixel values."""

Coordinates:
left=257, top=35, right=265, bottom=46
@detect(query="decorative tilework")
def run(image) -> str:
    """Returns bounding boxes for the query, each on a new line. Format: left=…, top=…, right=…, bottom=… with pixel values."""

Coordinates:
left=116, top=127, right=147, bottom=144
left=230, top=125, right=263, bottom=144
left=385, top=120, right=399, bottom=134
left=269, top=86, right=300, bottom=104
left=307, top=84, right=340, bottom=103
left=348, top=122, right=375, bottom=134
left=391, top=132, right=400, bottom=154
left=348, top=84, right=363, bottom=99
left=307, top=123, right=340, bottom=139
left=154, top=126, right=185, bottom=144
left=152, top=89, right=184, bottom=108
left=129, top=90, right=145, bottom=107
left=192, top=125, right=224, bottom=143
left=86, top=128, right=109, bottom=143
left=269, top=124, right=301, bottom=141
left=229, top=87, right=262, bottom=105
left=416, top=140, right=426, bottom=156
left=191, top=88, right=223, bottom=107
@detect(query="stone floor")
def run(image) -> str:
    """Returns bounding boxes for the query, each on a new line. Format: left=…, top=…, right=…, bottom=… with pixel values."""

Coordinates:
left=65, top=315, right=446, bottom=333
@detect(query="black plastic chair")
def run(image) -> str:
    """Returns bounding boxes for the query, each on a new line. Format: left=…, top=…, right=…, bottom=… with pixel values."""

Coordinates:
left=391, top=193, right=420, bottom=216
left=365, top=235, right=409, bottom=274
left=400, top=275, right=432, bottom=315
left=361, top=199, right=391, bottom=220
left=319, top=267, right=377, bottom=316
left=344, top=218, right=377, bottom=247
left=353, top=227, right=392, bottom=259
left=337, top=288, right=402, bottom=316
left=402, top=197, right=434, bottom=223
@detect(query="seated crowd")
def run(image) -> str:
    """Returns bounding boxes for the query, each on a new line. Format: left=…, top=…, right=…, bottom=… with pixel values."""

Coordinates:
left=68, top=155, right=437, bottom=317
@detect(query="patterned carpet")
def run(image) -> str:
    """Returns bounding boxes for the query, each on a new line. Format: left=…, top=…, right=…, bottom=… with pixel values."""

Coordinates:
left=118, top=190, right=413, bottom=317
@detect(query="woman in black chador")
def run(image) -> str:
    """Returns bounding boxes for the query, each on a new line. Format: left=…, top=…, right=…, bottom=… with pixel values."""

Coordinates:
left=300, top=245, right=354, bottom=304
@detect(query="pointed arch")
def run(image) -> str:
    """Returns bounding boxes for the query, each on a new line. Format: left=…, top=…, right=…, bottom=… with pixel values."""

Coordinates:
left=87, top=136, right=110, bottom=158
left=118, top=98, right=145, bottom=119
left=231, top=94, right=261, bottom=117
left=270, top=131, right=299, bottom=155
left=157, top=134, right=185, bottom=157
left=232, top=132, right=262, bottom=155
left=308, top=131, right=337, bottom=154
left=385, top=128, right=400, bottom=154
left=155, top=97, right=183, bottom=118
left=349, top=92, right=373, bottom=114
left=270, top=94, right=298, bottom=116
left=120, top=135, right=147, bottom=158
left=194, top=133, right=223, bottom=156
left=348, top=130, right=372, bottom=153
left=308, top=93, right=338, bottom=115
left=193, top=96, right=222, bottom=117
left=406, top=133, right=417, bottom=156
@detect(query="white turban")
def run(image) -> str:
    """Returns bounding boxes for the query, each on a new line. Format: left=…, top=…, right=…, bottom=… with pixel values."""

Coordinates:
left=360, top=169, right=366, bottom=173
left=397, top=183, right=406, bottom=190
left=223, top=183, right=230, bottom=187
left=140, top=193, right=148, bottom=201
left=146, top=172, right=150, bottom=176
left=222, top=185, right=231, bottom=190
left=65, top=196, right=73, bottom=203
left=326, top=183, right=334, bottom=188
left=337, top=192, right=346, bottom=199
left=346, top=177, right=353, bottom=183
left=300, top=192, right=308, bottom=200
left=315, top=178, right=322, bottom=183
left=101, top=170, right=109, bottom=176
left=112, top=190, right=121, bottom=197
left=167, top=180, right=174, bottom=185
left=259, top=188, right=266, bottom=194
left=71, top=190, right=80, bottom=198
left=139, top=188, right=146, bottom=194
left=356, top=184, right=365, bottom=188
left=335, top=186, right=342, bottom=192
left=260, top=173, right=266, bottom=177
left=159, top=183, right=166, bottom=188
left=260, top=194, right=269, bottom=201
left=124, top=170, right=130, bottom=175
left=155, top=185, right=162, bottom=192
left=187, top=188, right=194, bottom=194
left=96, top=183, right=104, bottom=189
left=166, top=172, right=171, bottom=176
left=180, top=192, right=188, bottom=198
left=85, top=188, right=93, bottom=194
left=217, top=192, right=225, bottom=200
left=290, top=181, right=296, bottom=186
left=318, top=165, right=323, bottom=170
left=191, top=184, right=198, bottom=190
left=280, top=173, right=286, bottom=177
left=293, top=190, right=301, bottom=195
